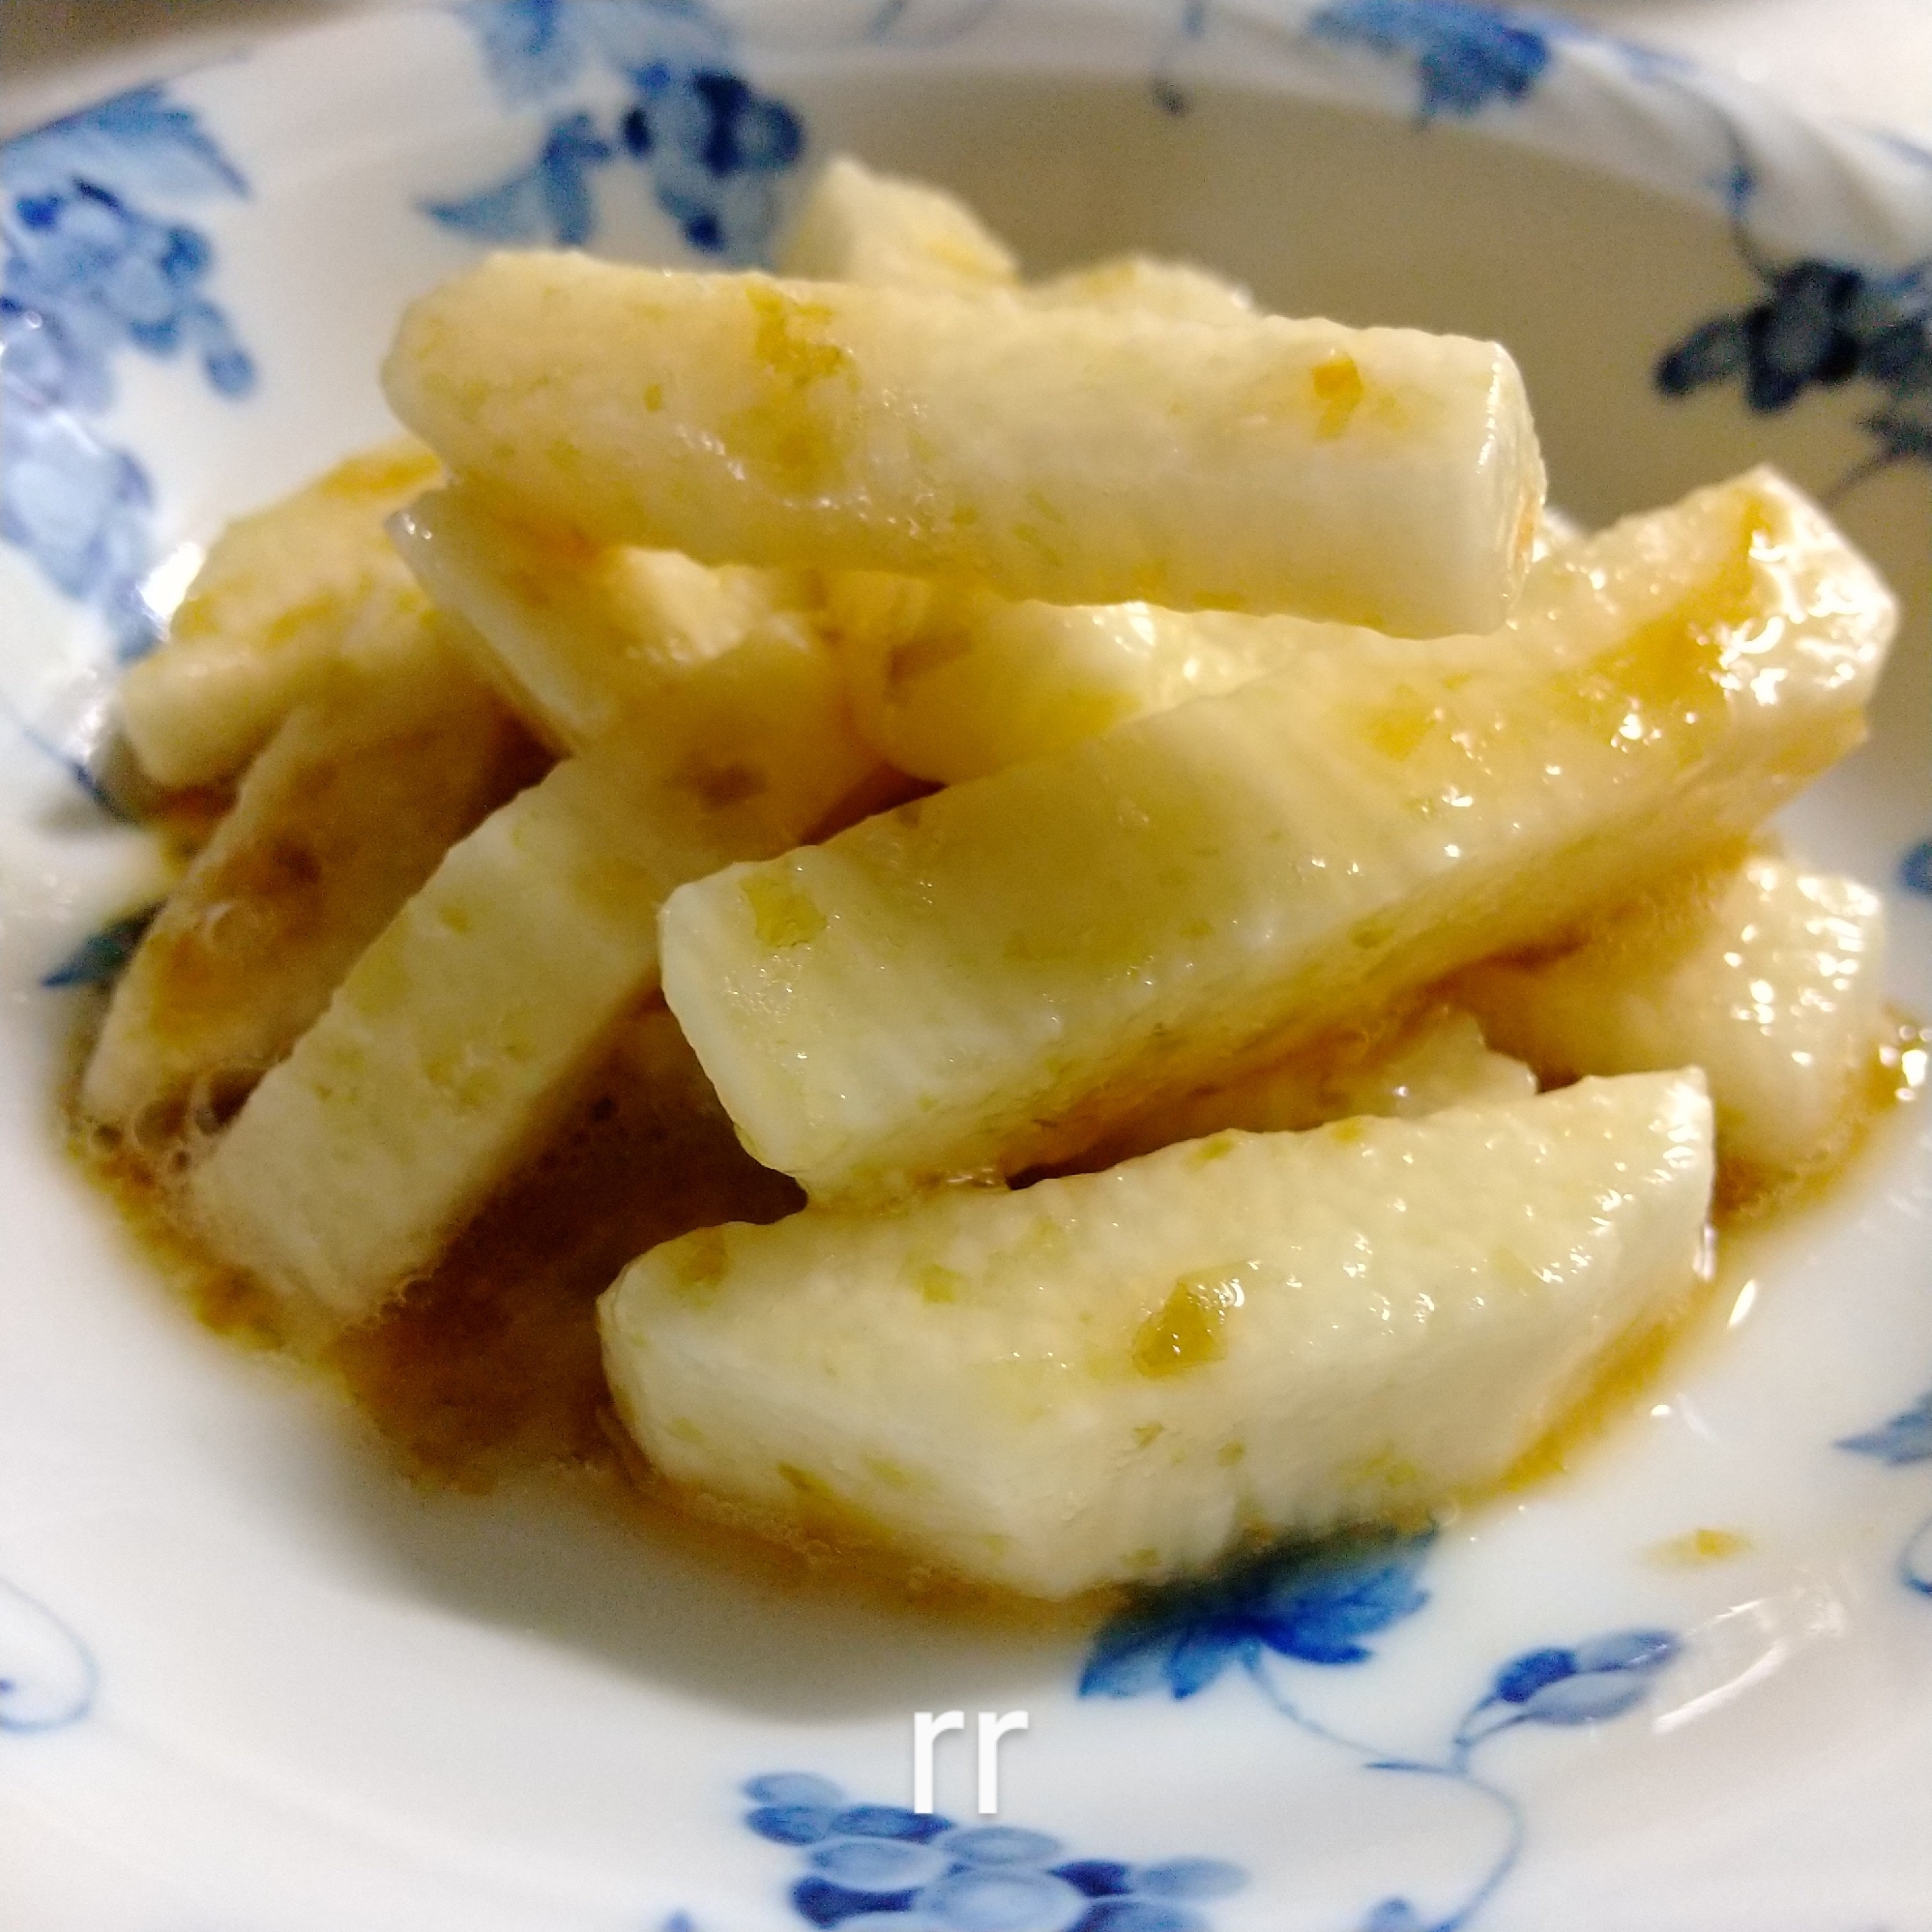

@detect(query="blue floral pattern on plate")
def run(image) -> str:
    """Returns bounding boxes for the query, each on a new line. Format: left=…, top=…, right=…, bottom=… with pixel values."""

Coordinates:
left=737, top=1773, right=1245, bottom=1931
left=1, top=85, right=255, bottom=659
left=432, top=0, right=805, bottom=262
left=1081, top=1523, right=1434, bottom=1696
left=1840, top=1387, right=1932, bottom=1596
left=1083, top=1529, right=1680, bottom=1931
left=0, top=1576, right=97, bottom=1734
left=1655, top=191, right=1931, bottom=489
left=1306, top=1, right=1551, bottom=120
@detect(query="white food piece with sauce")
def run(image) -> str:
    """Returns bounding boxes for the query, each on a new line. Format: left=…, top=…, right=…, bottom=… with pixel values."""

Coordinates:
left=191, top=615, right=875, bottom=1320
left=600, top=1073, right=1714, bottom=1598
left=778, top=154, right=1019, bottom=292
left=659, top=468, right=1894, bottom=1205
left=827, top=507, right=1589, bottom=785
left=1029, top=253, right=1258, bottom=323
left=1453, top=852, right=1888, bottom=1177
left=83, top=595, right=532, bottom=1131
left=1089, top=1005, right=1537, bottom=1167
left=391, top=483, right=810, bottom=753
left=119, top=437, right=441, bottom=786
left=384, top=254, right=1543, bottom=635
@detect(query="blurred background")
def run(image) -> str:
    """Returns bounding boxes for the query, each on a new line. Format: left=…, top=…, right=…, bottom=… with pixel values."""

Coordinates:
left=2, top=0, right=1929, bottom=141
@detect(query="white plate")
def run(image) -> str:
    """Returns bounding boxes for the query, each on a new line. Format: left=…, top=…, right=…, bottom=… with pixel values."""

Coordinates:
left=3, top=5, right=1929, bottom=1928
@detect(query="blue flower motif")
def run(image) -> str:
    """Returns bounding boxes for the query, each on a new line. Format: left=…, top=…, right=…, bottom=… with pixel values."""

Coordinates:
left=1654, top=187, right=1931, bottom=488
left=41, top=905, right=161, bottom=989
left=1080, top=1531, right=1679, bottom=1932
left=1657, top=259, right=1929, bottom=415
left=732, top=1776, right=1245, bottom=1932
left=1308, top=1, right=1552, bottom=121
left=1901, top=840, right=1932, bottom=898
left=1080, top=1525, right=1434, bottom=1701
left=2, top=85, right=253, bottom=657
left=439, top=0, right=805, bottom=263
left=2, top=85, right=245, bottom=204
left=0, top=1577, right=98, bottom=1733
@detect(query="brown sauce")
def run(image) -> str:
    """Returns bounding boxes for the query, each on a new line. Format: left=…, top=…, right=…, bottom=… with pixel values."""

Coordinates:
left=62, top=979, right=1927, bottom=1613
left=327, top=1011, right=803, bottom=1490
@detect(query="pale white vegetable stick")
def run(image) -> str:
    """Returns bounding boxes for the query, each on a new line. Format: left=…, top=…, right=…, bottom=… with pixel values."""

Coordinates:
left=829, top=507, right=1591, bottom=783
left=84, top=600, right=535, bottom=1131
left=659, top=468, right=1893, bottom=1204
left=1031, top=253, right=1257, bottom=323
left=1452, top=852, right=1888, bottom=1177
left=390, top=484, right=808, bottom=752
left=1088, top=1005, right=1536, bottom=1167
left=384, top=254, right=1544, bottom=635
left=778, top=159, right=1252, bottom=321
left=119, top=438, right=442, bottom=786
left=601, top=1073, right=1713, bottom=1597
left=824, top=575, right=1329, bottom=783
left=778, top=155, right=1019, bottom=292
left=191, top=611, right=874, bottom=1319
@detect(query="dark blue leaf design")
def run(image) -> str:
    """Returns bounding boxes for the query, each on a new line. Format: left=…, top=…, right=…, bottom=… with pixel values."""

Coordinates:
left=41, top=906, right=160, bottom=989
left=790, top=1875, right=919, bottom=1927
left=1309, top=0, right=1552, bottom=120
left=1459, top=1626, right=1679, bottom=1752
left=1, top=86, right=252, bottom=649
left=747, top=1802, right=841, bottom=1846
left=440, top=1, right=806, bottom=264
left=1654, top=211, right=1931, bottom=483
left=1058, top=1860, right=1135, bottom=1897
left=1491, top=1646, right=1575, bottom=1704
left=1839, top=1390, right=1932, bottom=1466
left=1904, top=842, right=1932, bottom=898
left=1081, top=1525, right=1434, bottom=1701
